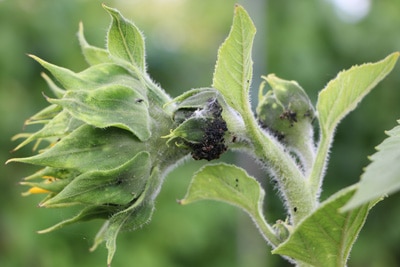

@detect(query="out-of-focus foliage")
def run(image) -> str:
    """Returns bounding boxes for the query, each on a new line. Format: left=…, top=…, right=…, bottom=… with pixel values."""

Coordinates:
left=2, top=0, right=400, bottom=266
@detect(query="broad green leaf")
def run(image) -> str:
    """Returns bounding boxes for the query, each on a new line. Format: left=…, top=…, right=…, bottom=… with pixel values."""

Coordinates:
left=41, top=152, right=150, bottom=207
left=8, top=125, right=144, bottom=172
left=103, top=4, right=146, bottom=71
left=48, top=84, right=151, bottom=140
left=317, top=52, right=399, bottom=136
left=179, top=163, right=281, bottom=245
left=212, top=5, right=255, bottom=114
left=342, top=122, right=400, bottom=211
left=78, top=22, right=111, bottom=66
left=273, top=186, right=378, bottom=267
left=180, top=163, right=264, bottom=221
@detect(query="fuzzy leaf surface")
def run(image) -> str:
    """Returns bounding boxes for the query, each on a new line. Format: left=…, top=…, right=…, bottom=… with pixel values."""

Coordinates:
left=212, top=5, right=255, bottom=114
left=180, top=163, right=264, bottom=219
left=343, top=122, right=400, bottom=210
left=8, top=125, right=144, bottom=172
left=91, top=167, right=161, bottom=266
left=49, top=85, right=151, bottom=140
left=317, top=52, right=399, bottom=136
left=42, top=152, right=150, bottom=207
left=78, top=22, right=111, bottom=66
left=31, top=55, right=142, bottom=91
left=103, top=4, right=146, bottom=71
left=273, top=186, right=376, bottom=267
left=13, top=110, right=82, bottom=151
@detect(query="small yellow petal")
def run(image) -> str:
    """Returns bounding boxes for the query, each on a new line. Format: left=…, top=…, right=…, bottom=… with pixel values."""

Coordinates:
left=28, top=187, right=51, bottom=194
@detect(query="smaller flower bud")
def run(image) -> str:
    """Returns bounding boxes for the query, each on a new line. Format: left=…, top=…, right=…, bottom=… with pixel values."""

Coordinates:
left=256, top=74, right=316, bottom=172
left=164, top=89, right=229, bottom=161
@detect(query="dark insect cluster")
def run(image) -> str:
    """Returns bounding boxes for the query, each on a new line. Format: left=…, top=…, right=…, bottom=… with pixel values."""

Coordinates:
left=187, top=99, right=228, bottom=161
left=280, top=110, right=297, bottom=126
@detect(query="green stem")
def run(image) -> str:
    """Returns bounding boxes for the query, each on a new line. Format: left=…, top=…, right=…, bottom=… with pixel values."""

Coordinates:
left=308, top=131, right=332, bottom=202
left=243, top=105, right=316, bottom=224
left=253, top=208, right=280, bottom=247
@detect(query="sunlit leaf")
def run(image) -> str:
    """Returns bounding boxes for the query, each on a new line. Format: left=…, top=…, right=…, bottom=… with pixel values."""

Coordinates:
left=103, top=4, right=146, bottom=71
left=212, top=5, right=255, bottom=114
left=317, top=52, right=399, bottom=136
left=342, top=122, right=400, bottom=211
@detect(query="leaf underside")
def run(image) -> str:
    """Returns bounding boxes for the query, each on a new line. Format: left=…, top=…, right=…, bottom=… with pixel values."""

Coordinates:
left=343, top=121, right=400, bottom=210
left=180, top=163, right=265, bottom=220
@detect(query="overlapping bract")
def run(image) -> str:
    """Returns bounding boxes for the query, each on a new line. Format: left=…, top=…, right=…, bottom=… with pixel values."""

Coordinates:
left=8, top=5, right=187, bottom=265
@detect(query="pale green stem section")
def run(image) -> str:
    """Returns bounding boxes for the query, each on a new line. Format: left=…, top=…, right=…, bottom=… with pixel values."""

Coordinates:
left=294, top=133, right=316, bottom=177
left=252, top=208, right=280, bottom=247
left=243, top=104, right=316, bottom=224
left=308, top=131, right=332, bottom=202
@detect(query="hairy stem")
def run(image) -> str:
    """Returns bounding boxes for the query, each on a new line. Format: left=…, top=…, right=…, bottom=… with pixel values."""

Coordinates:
left=243, top=104, right=316, bottom=224
left=308, top=131, right=332, bottom=202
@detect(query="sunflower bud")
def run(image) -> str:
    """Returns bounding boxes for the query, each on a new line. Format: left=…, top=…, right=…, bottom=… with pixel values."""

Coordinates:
left=256, top=74, right=316, bottom=172
left=6, top=5, right=189, bottom=265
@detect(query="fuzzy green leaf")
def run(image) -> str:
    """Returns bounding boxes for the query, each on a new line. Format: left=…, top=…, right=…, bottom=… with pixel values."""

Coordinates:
left=38, top=205, right=117, bottom=234
left=78, top=22, right=111, bottom=66
left=48, top=84, right=151, bottom=140
left=342, top=122, right=400, bottom=211
left=30, top=55, right=141, bottom=91
left=94, top=201, right=154, bottom=266
left=13, top=110, right=83, bottom=151
left=273, top=186, right=377, bottom=266
left=8, top=125, right=144, bottom=172
left=317, top=52, right=399, bottom=136
left=212, top=5, right=255, bottom=114
left=42, top=151, right=151, bottom=207
left=91, top=167, right=161, bottom=266
left=179, top=163, right=281, bottom=245
left=103, top=4, right=146, bottom=71
left=180, top=163, right=264, bottom=220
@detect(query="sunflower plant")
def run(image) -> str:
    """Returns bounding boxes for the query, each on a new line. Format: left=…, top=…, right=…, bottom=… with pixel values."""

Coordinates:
left=7, top=4, right=400, bottom=267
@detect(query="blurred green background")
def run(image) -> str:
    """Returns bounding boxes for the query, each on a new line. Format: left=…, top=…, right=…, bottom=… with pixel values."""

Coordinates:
left=1, top=0, right=400, bottom=266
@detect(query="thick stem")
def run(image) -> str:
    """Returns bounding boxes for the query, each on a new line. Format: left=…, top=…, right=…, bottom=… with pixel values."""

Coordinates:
left=243, top=105, right=316, bottom=224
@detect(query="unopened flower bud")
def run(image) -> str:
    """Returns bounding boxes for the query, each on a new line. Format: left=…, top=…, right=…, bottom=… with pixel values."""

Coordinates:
left=164, top=89, right=229, bottom=161
left=256, top=74, right=316, bottom=172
